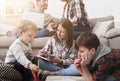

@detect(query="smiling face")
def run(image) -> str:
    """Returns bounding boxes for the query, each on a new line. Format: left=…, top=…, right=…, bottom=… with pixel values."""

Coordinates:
left=37, top=0, right=48, bottom=11
left=56, top=24, right=67, bottom=40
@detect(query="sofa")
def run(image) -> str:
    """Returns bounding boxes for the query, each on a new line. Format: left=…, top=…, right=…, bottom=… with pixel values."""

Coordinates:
left=0, top=15, right=120, bottom=81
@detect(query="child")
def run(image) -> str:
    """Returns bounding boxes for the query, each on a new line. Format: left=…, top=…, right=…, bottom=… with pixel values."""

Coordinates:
left=35, top=19, right=80, bottom=76
left=5, top=20, right=39, bottom=81
left=74, top=32, right=120, bottom=81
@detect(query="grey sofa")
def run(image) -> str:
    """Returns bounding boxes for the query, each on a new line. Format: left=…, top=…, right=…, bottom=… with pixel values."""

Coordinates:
left=0, top=15, right=120, bottom=81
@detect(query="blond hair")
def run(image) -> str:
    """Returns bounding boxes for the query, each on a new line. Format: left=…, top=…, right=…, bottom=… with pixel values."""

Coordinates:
left=17, top=20, right=38, bottom=36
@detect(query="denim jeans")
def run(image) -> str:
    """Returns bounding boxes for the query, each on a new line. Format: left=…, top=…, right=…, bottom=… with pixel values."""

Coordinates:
left=33, top=57, right=80, bottom=76
left=35, top=28, right=49, bottom=38
left=104, top=75, right=117, bottom=81
left=73, top=25, right=92, bottom=40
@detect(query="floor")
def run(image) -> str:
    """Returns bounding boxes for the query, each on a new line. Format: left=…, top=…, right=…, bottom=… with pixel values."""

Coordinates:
left=46, top=76, right=85, bottom=81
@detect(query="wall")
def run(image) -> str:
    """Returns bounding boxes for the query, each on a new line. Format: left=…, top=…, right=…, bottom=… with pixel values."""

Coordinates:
left=47, top=0, right=120, bottom=22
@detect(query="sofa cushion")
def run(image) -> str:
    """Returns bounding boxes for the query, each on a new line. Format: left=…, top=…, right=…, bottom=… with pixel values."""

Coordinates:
left=32, top=37, right=49, bottom=48
left=0, top=36, right=16, bottom=47
left=92, top=20, right=114, bottom=36
left=88, top=15, right=114, bottom=28
left=105, top=28, right=120, bottom=38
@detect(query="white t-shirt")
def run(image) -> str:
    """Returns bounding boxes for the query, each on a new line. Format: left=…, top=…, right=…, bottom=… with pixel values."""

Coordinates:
left=5, top=38, right=32, bottom=68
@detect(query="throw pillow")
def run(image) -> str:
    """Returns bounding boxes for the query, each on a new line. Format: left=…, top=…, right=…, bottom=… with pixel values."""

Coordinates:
left=105, top=28, right=120, bottom=38
left=92, top=20, right=114, bottom=36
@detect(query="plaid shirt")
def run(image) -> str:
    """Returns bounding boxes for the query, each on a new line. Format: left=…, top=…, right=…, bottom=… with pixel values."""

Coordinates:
left=88, top=49, right=120, bottom=81
left=63, top=0, right=81, bottom=21
left=43, top=37, right=77, bottom=66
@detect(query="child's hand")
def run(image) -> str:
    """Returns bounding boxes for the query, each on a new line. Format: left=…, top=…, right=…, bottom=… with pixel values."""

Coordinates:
left=28, top=50, right=34, bottom=57
left=28, top=62, right=39, bottom=72
left=74, top=58, right=82, bottom=71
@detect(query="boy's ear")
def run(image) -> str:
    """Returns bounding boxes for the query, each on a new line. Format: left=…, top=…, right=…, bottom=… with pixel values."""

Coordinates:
left=91, top=48, right=96, bottom=55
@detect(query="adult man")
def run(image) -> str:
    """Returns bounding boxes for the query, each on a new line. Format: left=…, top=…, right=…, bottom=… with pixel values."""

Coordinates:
left=27, top=0, right=60, bottom=37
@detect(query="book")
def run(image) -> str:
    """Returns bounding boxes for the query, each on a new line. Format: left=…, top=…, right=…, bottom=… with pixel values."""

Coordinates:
left=36, top=55, right=49, bottom=62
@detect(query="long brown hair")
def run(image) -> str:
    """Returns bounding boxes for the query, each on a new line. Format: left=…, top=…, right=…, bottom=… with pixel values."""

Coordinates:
left=54, top=19, right=73, bottom=48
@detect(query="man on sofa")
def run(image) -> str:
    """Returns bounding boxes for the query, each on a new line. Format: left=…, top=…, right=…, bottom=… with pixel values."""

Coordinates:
left=26, top=0, right=60, bottom=38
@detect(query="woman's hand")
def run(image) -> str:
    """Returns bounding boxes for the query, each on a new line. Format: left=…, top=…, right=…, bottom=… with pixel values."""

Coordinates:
left=38, top=48, right=46, bottom=57
left=47, top=56, right=61, bottom=64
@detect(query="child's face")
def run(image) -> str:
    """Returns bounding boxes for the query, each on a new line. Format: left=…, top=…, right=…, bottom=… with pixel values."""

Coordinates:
left=20, top=30, right=36, bottom=45
left=77, top=46, right=95, bottom=65
left=56, top=24, right=66, bottom=40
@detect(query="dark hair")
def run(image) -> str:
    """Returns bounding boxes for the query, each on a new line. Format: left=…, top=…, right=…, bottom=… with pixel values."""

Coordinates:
left=75, top=32, right=100, bottom=50
left=54, top=19, right=73, bottom=48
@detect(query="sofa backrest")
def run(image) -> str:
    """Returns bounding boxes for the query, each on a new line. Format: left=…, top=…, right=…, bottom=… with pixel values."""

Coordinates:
left=88, top=15, right=114, bottom=28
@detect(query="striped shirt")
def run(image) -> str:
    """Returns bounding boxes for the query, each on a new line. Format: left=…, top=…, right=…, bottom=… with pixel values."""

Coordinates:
left=43, top=36, right=77, bottom=66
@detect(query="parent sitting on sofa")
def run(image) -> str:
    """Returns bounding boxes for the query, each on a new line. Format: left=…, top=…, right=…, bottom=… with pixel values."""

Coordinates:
left=26, top=0, right=60, bottom=38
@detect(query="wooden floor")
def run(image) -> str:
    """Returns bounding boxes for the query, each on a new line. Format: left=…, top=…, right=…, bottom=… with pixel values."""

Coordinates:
left=46, top=76, right=85, bottom=81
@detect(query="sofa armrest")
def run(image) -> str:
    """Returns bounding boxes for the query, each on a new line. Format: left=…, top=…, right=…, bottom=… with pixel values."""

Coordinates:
left=105, top=28, right=120, bottom=38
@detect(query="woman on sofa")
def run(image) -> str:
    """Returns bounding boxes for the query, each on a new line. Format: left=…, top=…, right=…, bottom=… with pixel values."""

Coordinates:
left=60, top=0, right=92, bottom=40
left=34, top=19, right=80, bottom=76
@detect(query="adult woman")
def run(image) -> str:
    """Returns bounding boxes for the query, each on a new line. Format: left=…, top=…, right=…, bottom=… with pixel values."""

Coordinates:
left=61, top=0, right=92, bottom=39
left=34, top=19, right=80, bottom=76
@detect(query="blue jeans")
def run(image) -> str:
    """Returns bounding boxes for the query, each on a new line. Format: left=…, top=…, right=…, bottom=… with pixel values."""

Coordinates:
left=104, top=75, right=117, bottom=81
left=73, top=25, right=92, bottom=40
left=35, top=28, right=49, bottom=38
left=33, top=57, right=80, bottom=76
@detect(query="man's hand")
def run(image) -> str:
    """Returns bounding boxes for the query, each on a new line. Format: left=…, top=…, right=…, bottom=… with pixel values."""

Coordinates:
left=49, top=22, right=58, bottom=29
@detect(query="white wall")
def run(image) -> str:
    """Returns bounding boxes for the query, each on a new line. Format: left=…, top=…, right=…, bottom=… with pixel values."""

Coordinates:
left=47, top=0, right=120, bottom=22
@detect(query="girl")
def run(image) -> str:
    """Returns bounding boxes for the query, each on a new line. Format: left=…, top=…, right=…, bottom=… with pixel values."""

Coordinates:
left=34, top=19, right=80, bottom=76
